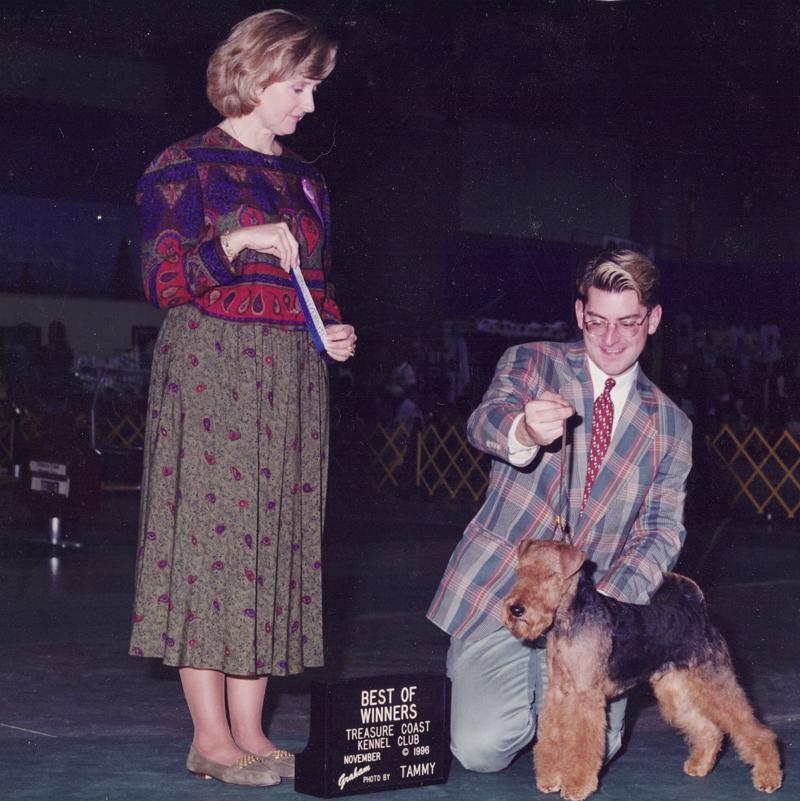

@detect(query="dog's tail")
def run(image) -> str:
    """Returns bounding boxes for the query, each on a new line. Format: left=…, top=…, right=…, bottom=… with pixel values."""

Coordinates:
left=653, top=572, right=705, bottom=609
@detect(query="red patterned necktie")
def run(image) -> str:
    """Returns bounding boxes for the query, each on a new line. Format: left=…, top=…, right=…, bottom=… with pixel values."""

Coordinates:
left=582, top=377, right=616, bottom=511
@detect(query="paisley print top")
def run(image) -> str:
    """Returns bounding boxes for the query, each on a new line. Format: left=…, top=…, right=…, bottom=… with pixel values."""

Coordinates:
left=137, top=126, right=342, bottom=328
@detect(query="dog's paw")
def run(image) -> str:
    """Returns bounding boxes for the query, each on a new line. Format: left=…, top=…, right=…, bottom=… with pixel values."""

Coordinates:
left=752, top=764, right=783, bottom=794
left=559, top=777, right=598, bottom=801
left=534, top=748, right=561, bottom=794
left=535, top=779, right=561, bottom=795
left=683, top=754, right=715, bottom=777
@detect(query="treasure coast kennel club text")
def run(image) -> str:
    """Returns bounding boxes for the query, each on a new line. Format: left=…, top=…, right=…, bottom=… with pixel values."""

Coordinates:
left=339, top=683, right=436, bottom=789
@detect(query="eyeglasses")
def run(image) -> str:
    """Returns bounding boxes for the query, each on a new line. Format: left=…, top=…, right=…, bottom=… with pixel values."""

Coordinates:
left=583, top=310, right=651, bottom=339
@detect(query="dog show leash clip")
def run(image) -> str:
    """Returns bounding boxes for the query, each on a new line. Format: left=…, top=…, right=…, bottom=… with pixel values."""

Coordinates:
left=290, top=263, right=333, bottom=363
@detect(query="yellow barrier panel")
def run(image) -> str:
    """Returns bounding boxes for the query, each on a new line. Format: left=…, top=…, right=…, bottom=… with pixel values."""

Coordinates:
left=0, top=405, right=145, bottom=463
left=417, top=423, right=490, bottom=501
left=327, top=419, right=488, bottom=499
left=0, top=406, right=485, bottom=501
left=709, top=424, right=800, bottom=518
left=330, top=423, right=410, bottom=492
left=4, top=406, right=800, bottom=514
left=327, top=421, right=413, bottom=493
left=97, top=413, right=146, bottom=448
left=327, top=421, right=490, bottom=500
left=368, top=423, right=411, bottom=490
left=15, top=410, right=42, bottom=444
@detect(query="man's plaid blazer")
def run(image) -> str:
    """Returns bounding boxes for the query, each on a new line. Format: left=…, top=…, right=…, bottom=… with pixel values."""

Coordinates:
left=427, top=340, right=693, bottom=643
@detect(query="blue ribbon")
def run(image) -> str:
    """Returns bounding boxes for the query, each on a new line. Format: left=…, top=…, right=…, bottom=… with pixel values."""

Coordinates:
left=290, top=265, right=332, bottom=362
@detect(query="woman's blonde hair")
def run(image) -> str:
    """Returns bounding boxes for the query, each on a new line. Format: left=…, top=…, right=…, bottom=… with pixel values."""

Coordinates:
left=207, top=9, right=337, bottom=118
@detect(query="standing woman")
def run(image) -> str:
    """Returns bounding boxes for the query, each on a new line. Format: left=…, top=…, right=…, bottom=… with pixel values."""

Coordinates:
left=129, top=10, right=356, bottom=787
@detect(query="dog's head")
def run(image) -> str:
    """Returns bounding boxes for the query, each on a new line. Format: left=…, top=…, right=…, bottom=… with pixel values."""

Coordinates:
left=501, top=539, right=587, bottom=641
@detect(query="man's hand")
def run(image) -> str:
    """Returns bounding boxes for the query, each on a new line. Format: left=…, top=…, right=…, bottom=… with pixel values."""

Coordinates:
left=515, top=391, right=574, bottom=447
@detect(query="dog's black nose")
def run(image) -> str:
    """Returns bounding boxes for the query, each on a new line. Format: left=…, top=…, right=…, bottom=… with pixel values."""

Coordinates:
left=509, top=604, right=525, bottom=618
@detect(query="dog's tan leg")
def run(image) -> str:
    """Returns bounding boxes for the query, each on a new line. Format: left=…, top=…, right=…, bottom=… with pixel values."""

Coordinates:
left=651, top=669, right=723, bottom=777
left=688, top=661, right=783, bottom=794
left=556, top=689, right=607, bottom=801
left=534, top=686, right=565, bottom=795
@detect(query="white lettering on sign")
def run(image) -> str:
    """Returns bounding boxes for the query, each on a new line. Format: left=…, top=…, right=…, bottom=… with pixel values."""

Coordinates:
left=361, top=688, right=395, bottom=706
left=343, top=752, right=381, bottom=765
left=345, top=725, right=394, bottom=740
left=337, top=765, right=370, bottom=790
left=357, top=737, right=389, bottom=751
left=338, top=682, right=436, bottom=788
left=400, top=762, right=436, bottom=778
left=358, top=685, right=421, bottom=723
left=358, top=685, right=418, bottom=719
left=400, top=686, right=417, bottom=702
left=360, top=704, right=418, bottom=723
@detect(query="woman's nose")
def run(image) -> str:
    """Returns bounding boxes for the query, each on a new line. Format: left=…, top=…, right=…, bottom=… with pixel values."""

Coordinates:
left=300, top=89, right=315, bottom=113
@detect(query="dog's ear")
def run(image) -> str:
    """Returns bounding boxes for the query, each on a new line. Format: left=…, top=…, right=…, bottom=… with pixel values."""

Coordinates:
left=517, top=538, right=536, bottom=558
left=559, top=545, right=587, bottom=578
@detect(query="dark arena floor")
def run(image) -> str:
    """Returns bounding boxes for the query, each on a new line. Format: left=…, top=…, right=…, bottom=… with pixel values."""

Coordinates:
left=2, top=478, right=800, bottom=801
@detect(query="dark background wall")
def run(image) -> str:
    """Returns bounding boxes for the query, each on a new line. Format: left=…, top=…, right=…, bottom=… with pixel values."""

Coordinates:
left=1, top=0, right=799, bottom=330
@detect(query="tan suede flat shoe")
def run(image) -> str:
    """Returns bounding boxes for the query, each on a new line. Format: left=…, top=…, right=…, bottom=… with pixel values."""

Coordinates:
left=258, top=749, right=295, bottom=779
left=186, top=744, right=281, bottom=786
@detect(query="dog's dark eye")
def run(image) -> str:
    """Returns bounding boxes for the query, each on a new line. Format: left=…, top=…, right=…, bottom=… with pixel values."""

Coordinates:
left=510, top=604, right=525, bottom=618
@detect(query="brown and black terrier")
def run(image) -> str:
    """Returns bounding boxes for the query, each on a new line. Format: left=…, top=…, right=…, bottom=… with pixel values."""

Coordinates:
left=501, top=539, right=783, bottom=801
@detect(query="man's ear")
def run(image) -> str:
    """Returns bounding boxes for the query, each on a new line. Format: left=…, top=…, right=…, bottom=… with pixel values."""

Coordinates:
left=647, top=304, right=662, bottom=335
left=574, top=298, right=585, bottom=331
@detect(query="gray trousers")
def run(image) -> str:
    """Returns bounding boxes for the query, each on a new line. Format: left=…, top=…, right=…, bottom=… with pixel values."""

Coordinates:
left=446, top=627, right=627, bottom=773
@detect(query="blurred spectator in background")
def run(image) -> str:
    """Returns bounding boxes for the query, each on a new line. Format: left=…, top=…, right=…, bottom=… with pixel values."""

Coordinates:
left=40, top=321, right=74, bottom=411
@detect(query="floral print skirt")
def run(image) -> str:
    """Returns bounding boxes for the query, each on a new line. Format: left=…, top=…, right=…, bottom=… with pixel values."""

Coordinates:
left=129, top=305, right=328, bottom=676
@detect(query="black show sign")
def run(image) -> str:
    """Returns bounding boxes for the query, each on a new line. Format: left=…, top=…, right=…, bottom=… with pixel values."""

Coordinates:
left=296, top=672, right=451, bottom=797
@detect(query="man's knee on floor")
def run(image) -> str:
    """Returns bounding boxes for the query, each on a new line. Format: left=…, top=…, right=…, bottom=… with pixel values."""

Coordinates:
left=450, top=726, right=520, bottom=773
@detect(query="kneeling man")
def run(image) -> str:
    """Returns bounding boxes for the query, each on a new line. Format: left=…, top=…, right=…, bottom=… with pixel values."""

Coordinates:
left=427, top=250, right=692, bottom=771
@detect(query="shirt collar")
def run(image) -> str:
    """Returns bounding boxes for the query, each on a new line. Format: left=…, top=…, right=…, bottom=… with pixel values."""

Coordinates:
left=585, top=356, right=638, bottom=402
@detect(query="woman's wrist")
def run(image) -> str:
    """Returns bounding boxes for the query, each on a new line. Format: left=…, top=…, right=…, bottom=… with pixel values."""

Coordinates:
left=220, top=229, right=246, bottom=262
